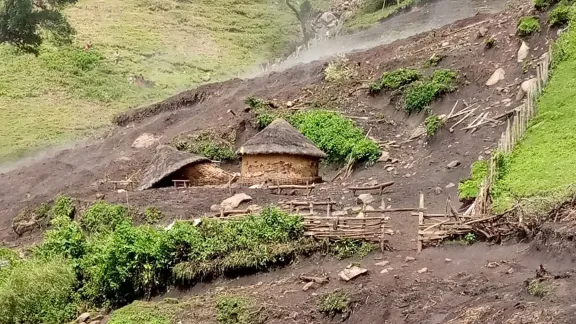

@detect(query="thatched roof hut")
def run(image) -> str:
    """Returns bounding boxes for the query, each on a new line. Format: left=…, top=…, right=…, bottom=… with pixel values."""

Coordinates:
left=236, top=119, right=326, bottom=184
left=237, top=119, right=326, bottom=158
left=138, top=145, right=228, bottom=190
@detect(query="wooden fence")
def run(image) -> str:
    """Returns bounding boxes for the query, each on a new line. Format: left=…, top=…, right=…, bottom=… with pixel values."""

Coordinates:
left=471, top=46, right=553, bottom=216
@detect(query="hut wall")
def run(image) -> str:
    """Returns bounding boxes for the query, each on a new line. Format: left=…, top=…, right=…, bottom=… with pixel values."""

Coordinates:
left=240, top=154, right=320, bottom=184
left=171, top=162, right=230, bottom=186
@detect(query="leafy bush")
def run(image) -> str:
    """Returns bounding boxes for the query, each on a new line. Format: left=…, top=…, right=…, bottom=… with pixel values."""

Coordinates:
left=80, top=201, right=130, bottom=233
left=174, top=131, right=236, bottom=161
left=144, top=206, right=163, bottom=224
left=318, top=292, right=350, bottom=317
left=534, top=0, right=551, bottom=10
left=216, top=296, right=252, bottom=324
left=325, top=54, right=357, bottom=84
left=458, top=160, right=488, bottom=200
left=527, top=280, right=550, bottom=297
left=369, top=68, right=422, bottom=93
left=245, top=96, right=278, bottom=128
left=0, top=258, right=79, bottom=324
left=425, top=114, right=445, bottom=136
left=518, top=16, right=541, bottom=36
left=550, top=4, right=572, bottom=26
left=403, top=69, right=458, bottom=113
left=328, top=239, right=375, bottom=259
left=288, top=110, right=380, bottom=163
left=52, top=195, right=75, bottom=220
left=424, top=54, right=443, bottom=67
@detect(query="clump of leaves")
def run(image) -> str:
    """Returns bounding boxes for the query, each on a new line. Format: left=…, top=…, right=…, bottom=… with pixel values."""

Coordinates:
left=245, top=96, right=280, bottom=128
left=328, top=239, right=375, bottom=259
left=534, top=0, right=551, bottom=10
left=517, top=16, right=541, bottom=36
left=425, top=114, right=445, bottom=136
left=216, top=296, right=252, bottom=324
left=424, top=53, right=443, bottom=67
left=403, top=69, right=457, bottom=113
left=80, top=201, right=131, bottom=233
left=485, top=37, right=496, bottom=49
left=464, top=233, right=476, bottom=244
left=526, top=280, right=550, bottom=297
left=458, top=160, right=488, bottom=200
left=288, top=110, right=380, bottom=163
left=369, top=68, right=422, bottom=93
left=325, top=54, right=357, bottom=84
left=144, top=207, right=163, bottom=224
left=174, top=130, right=236, bottom=161
left=550, top=4, right=572, bottom=26
left=318, top=291, right=350, bottom=318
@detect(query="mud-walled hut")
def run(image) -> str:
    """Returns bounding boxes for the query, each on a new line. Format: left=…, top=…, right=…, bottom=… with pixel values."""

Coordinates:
left=138, top=145, right=230, bottom=190
left=236, top=119, right=327, bottom=185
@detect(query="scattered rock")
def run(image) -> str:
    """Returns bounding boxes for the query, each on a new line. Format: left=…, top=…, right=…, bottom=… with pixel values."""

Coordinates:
left=249, top=183, right=264, bottom=189
left=384, top=229, right=394, bottom=235
left=487, top=262, right=500, bottom=268
left=95, top=193, right=105, bottom=200
left=506, top=268, right=515, bottom=275
left=445, top=258, right=452, bottom=263
left=302, top=282, right=315, bottom=291
left=357, top=193, right=375, bottom=205
left=286, top=101, right=293, bottom=107
left=502, top=98, right=512, bottom=103
left=117, top=189, right=126, bottom=193
left=332, top=210, right=348, bottom=216
left=380, top=269, right=389, bottom=274
left=434, top=187, right=443, bottom=195
left=442, top=41, right=449, bottom=47
left=220, top=193, right=252, bottom=210
left=365, top=179, right=379, bottom=187
left=132, top=133, right=159, bottom=149
left=486, top=68, right=505, bottom=86
left=365, top=205, right=375, bottom=211
left=77, top=312, right=91, bottom=323
left=477, top=26, right=488, bottom=37
left=247, top=204, right=261, bottom=212
left=378, top=151, right=391, bottom=162
left=192, top=218, right=202, bottom=226
left=210, top=204, right=221, bottom=212
left=375, top=260, right=390, bottom=267
left=339, top=266, right=368, bottom=281
left=320, top=11, right=337, bottom=24
left=517, top=41, right=530, bottom=63
left=405, top=256, right=416, bottom=262
left=521, top=78, right=537, bottom=93
left=417, top=267, right=428, bottom=274
left=447, top=160, right=461, bottom=169
left=446, top=183, right=456, bottom=189
left=386, top=166, right=395, bottom=172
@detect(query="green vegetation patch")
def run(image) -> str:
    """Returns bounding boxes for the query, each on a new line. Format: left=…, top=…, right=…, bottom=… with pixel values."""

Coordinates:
left=526, top=280, right=551, bottom=297
left=318, top=291, right=350, bottom=317
left=424, top=114, right=445, bottom=136
left=492, top=9, right=576, bottom=212
left=424, top=54, right=444, bottom=68
left=534, top=0, right=552, bottom=10
left=550, top=3, right=572, bottom=26
left=458, top=160, right=488, bottom=201
left=174, top=130, right=237, bottom=161
left=403, top=69, right=457, bottom=113
left=518, top=16, right=541, bottom=36
left=216, top=295, right=254, bottom=324
left=108, top=300, right=184, bottom=324
left=144, top=206, right=164, bottom=224
left=327, top=239, right=376, bottom=259
left=325, top=54, right=357, bottom=84
left=343, top=0, right=416, bottom=33
left=369, top=68, right=422, bottom=94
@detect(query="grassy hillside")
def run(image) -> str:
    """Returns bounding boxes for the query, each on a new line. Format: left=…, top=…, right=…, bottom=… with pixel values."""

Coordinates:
left=343, top=0, right=415, bottom=33
left=0, top=0, right=330, bottom=162
left=492, top=5, right=576, bottom=212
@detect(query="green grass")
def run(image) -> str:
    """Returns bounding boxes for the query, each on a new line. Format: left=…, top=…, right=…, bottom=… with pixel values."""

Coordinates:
left=343, top=0, right=415, bottom=33
left=458, top=160, right=488, bottom=200
left=517, top=16, right=541, bottom=36
left=317, top=291, right=350, bottom=317
left=492, top=8, right=576, bottom=212
left=0, top=0, right=331, bottom=162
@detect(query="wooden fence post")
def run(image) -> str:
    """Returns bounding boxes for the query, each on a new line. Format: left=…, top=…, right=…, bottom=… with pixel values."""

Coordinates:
left=417, top=192, right=425, bottom=253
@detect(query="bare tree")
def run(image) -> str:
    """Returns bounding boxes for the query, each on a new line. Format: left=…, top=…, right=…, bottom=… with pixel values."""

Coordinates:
left=286, top=0, right=314, bottom=46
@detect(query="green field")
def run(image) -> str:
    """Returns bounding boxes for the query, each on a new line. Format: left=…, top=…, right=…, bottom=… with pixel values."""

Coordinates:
left=343, top=0, right=415, bottom=33
left=0, top=0, right=330, bottom=162
left=492, top=7, right=576, bottom=212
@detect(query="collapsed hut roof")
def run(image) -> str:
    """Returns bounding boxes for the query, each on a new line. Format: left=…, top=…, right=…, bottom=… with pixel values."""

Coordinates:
left=237, top=119, right=327, bottom=158
left=138, top=145, right=209, bottom=190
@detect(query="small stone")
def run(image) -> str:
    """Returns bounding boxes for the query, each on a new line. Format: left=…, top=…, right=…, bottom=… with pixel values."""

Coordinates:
left=517, top=41, right=530, bottom=63
left=445, top=258, right=452, bottom=263
left=417, top=267, right=428, bottom=274
left=446, top=183, right=456, bottom=189
left=375, top=260, right=390, bottom=267
left=486, top=68, right=505, bottom=86
left=447, top=160, right=461, bottom=169
left=386, top=166, right=395, bottom=172
left=95, top=193, right=105, bottom=200
left=117, top=189, right=126, bottom=193
left=77, top=312, right=91, bottom=323
left=286, top=101, right=293, bottom=107
left=442, top=41, right=449, bottom=47
left=221, top=193, right=252, bottom=210
left=302, top=282, right=315, bottom=291
left=357, top=193, right=375, bottom=205
left=501, top=98, right=512, bottom=103
left=487, top=262, right=500, bottom=268
left=506, top=268, right=515, bottom=275
left=477, top=26, right=488, bottom=37
left=210, top=204, right=221, bottom=212
left=405, top=173, right=411, bottom=178
left=365, top=205, right=375, bottom=211
left=378, top=151, right=391, bottom=162
left=332, top=210, right=348, bottom=216
left=434, top=187, right=443, bottom=195
left=339, top=266, right=368, bottom=281
left=405, top=256, right=416, bottom=262
left=380, top=269, right=389, bottom=274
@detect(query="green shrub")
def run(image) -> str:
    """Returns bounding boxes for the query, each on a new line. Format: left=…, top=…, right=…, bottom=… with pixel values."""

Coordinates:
left=431, top=69, right=458, bottom=90
left=458, top=160, right=488, bottom=200
left=424, top=54, right=443, bottom=67
left=144, top=206, right=163, bottom=224
left=318, top=292, right=350, bottom=317
left=0, top=258, right=79, bottom=324
left=325, top=54, right=357, bottom=84
left=38, top=212, right=87, bottom=260
left=80, top=201, right=131, bottom=233
left=518, top=16, right=541, bottom=36
left=550, top=4, right=571, bottom=26
left=369, top=68, right=422, bottom=93
left=245, top=96, right=279, bottom=128
left=425, top=114, right=445, bottom=136
left=52, top=195, right=75, bottom=220
left=534, top=0, right=551, bottom=10
left=527, top=280, right=550, bottom=297
left=288, top=110, right=380, bottom=163
left=174, top=131, right=236, bottom=161
left=216, top=296, right=252, bottom=324
left=328, top=239, right=375, bottom=259
left=403, top=69, right=457, bottom=113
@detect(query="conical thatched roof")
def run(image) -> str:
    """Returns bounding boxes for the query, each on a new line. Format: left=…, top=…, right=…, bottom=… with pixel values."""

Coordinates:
left=138, top=145, right=209, bottom=190
left=237, top=119, right=326, bottom=158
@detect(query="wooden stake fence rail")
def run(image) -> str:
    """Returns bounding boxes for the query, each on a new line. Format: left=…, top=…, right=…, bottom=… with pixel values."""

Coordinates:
left=472, top=47, right=553, bottom=216
left=268, top=182, right=315, bottom=196
left=348, top=181, right=394, bottom=196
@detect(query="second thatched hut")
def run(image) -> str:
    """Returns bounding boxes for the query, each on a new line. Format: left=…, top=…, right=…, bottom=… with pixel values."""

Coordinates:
left=236, top=119, right=326, bottom=185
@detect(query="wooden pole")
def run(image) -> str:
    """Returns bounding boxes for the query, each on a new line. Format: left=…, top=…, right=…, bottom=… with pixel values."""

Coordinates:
left=417, top=192, right=424, bottom=253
